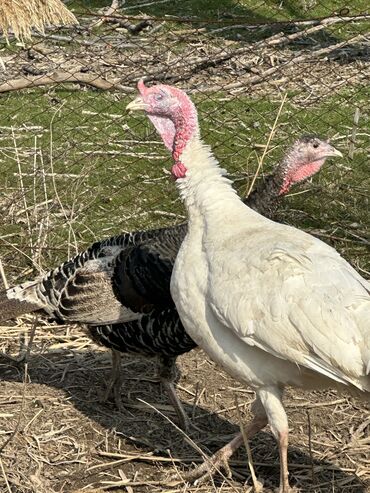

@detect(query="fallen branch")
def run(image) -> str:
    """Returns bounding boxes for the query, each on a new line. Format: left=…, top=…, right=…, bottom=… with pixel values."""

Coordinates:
left=90, top=0, right=121, bottom=29
left=219, top=32, right=367, bottom=92
left=105, top=17, right=152, bottom=34
left=207, top=13, right=370, bottom=34
left=138, top=15, right=366, bottom=85
left=87, top=11, right=370, bottom=27
left=89, top=0, right=152, bottom=33
left=30, top=32, right=137, bottom=49
left=0, top=71, right=134, bottom=93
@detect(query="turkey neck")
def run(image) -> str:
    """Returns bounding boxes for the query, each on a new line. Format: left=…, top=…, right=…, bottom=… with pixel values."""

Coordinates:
left=244, top=170, right=285, bottom=220
left=174, top=136, right=263, bottom=228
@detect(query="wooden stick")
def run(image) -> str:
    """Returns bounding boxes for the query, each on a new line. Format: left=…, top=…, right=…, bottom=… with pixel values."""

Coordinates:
left=0, top=71, right=134, bottom=93
left=306, top=409, right=315, bottom=485
left=90, top=0, right=120, bottom=29
left=89, top=12, right=370, bottom=27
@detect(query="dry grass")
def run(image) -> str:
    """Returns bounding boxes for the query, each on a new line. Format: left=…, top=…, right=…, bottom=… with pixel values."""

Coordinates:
left=0, top=0, right=77, bottom=43
left=0, top=319, right=368, bottom=492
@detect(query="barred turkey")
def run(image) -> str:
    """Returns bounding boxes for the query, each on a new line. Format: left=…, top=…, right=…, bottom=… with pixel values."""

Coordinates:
left=0, top=134, right=340, bottom=430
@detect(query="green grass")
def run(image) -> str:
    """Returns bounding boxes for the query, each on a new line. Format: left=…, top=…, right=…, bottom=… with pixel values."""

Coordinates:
left=69, top=0, right=369, bottom=20
left=66, top=0, right=369, bottom=43
left=0, top=84, right=368, bottom=281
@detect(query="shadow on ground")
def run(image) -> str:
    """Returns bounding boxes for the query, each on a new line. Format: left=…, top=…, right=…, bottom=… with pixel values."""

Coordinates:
left=0, top=345, right=367, bottom=492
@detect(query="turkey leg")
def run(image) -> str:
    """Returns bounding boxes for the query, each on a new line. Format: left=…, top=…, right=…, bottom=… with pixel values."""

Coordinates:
left=158, top=355, right=192, bottom=431
left=181, top=401, right=268, bottom=483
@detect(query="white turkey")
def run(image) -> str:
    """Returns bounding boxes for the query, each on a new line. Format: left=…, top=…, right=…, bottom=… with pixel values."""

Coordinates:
left=126, top=80, right=369, bottom=492
left=0, top=136, right=340, bottom=431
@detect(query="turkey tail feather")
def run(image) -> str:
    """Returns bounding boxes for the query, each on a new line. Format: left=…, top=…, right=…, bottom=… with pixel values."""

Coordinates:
left=0, top=281, right=44, bottom=322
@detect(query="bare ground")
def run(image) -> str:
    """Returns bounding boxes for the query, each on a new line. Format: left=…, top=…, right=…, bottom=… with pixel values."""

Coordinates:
left=0, top=319, right=368, bottom=493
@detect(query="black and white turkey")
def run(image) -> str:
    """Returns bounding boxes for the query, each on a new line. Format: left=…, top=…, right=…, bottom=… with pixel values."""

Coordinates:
left=0, top=134, right=340, bottom=430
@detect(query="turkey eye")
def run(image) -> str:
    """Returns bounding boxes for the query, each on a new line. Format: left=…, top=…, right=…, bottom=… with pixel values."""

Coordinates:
left=313, top=142, right=319, bottom=148
left=155, top=93, right=164, bottom=101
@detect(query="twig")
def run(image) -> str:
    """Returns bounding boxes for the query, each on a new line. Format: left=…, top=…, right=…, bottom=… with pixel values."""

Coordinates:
left=12, top=127, right=33, bottom=256
left=14, top=172, right=80, bottom=178
left=89, top=12, right=370, bottom=26
left=29, top=32, right=136, bottom=49
left=135, top=398, right=240, bottom=488
left=0, top=456, right=12, bottom=493
left=0, top=363, right=28, bottom=453
left=0, top=71, right=134, bottom=94
left=90, top=0, right=121, bottom=29
left=100, top=480, right=162, bottom=490
left=306, top=409, right=315, bottom=486
left=0, top=260, right=9, bottom=290
left=246, top=92, right=287, bottom=197
left=205, top=14, right=370, bottom=34
left=349, top=107, right=360, bottom=160
left=96, top=450, right=361, bottom=472
left=21, top=315, right=38, bottom=363
left=34, top=147, right=48, bottom=270
left=49, top=103, right=78, bottom=258
left=285, top=398, right=347, bottom=408
left=92, top=2, right=153, bottom=34
left=234, top=395, right=262, bottom=492
left=105, top=17, right=152, bottom=34
left=124, top=0, right=172, bottom=10
left=117, top=470, right=134, bottom=493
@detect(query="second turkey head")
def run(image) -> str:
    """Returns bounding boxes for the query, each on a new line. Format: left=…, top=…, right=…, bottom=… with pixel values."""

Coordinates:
left=279, top=135, right=342, bottom=195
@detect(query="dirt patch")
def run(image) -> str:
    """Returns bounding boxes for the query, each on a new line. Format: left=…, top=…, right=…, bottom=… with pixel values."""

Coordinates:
left=0, top=320, right=368, bottom=492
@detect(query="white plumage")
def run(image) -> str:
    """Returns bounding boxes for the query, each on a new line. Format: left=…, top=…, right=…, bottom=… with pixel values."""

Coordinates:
left=127, top=81, right=369, bottom=492
left=172, top=140, right=369, bottom=392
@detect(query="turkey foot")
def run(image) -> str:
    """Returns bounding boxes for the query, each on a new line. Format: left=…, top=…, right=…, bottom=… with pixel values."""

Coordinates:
left=181, top=411, right=268, bottom=484
left=0, top=315, right=38, bottom=365
left=182, top=432, right=244, bottom=483
left=160, top=378, right=191, bottom=432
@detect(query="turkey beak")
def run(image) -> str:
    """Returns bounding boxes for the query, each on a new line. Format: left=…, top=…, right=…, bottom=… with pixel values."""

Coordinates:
left=326, top=145, right=343, bottom=158
left=126, top=96, right=147, bottom=112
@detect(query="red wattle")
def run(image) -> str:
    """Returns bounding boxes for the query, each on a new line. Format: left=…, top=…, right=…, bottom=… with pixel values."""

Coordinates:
left=171, top=161, right=187, bottom=179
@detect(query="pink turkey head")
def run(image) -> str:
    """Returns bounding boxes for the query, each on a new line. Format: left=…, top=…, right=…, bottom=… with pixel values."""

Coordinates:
left=127, top=80, right=199, bottom=167
left=279, top=135, right=342, bottom=195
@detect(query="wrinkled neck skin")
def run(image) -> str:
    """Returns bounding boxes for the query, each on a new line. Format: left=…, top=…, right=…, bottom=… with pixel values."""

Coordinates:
left=279, top=154, right=324, bottom=196
left=269, top=156, right=294, bottom=197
